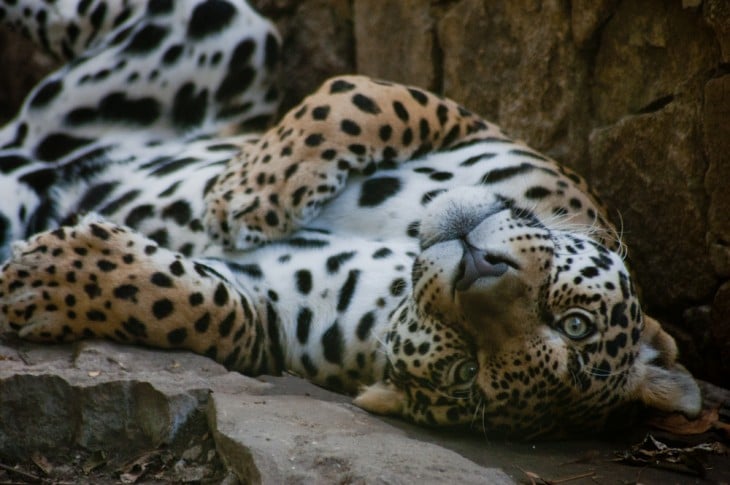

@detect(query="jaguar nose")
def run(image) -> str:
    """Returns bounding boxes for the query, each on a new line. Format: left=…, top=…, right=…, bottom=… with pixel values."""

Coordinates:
left=454, top=241, right=510, bottom=291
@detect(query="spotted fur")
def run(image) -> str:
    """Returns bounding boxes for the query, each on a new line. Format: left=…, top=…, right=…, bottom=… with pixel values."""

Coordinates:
left=0, top=0, right=700, bottom=438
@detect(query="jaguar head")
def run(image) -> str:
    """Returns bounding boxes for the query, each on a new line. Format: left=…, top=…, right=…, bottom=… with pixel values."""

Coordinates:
left=355, top=187, right=700, bottom=438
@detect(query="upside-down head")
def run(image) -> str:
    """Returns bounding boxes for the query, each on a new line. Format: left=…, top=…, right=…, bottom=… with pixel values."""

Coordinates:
left=355, top=187, right=700, bottom=438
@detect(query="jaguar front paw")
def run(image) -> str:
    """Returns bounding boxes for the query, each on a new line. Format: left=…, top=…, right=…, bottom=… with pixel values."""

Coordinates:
left=203, top=153, right=327, bottom=251
left=204, top=189, right=281, bottom=250
left=0, top=216, right=129, bottom=341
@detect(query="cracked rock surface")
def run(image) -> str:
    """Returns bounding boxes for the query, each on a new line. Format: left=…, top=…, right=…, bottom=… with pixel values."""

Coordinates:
left=2, top=340, right=728, bottom=484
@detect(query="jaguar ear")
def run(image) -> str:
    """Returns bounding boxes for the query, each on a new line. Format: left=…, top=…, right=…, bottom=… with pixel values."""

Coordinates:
left=633, top=315, right=702, bottom=417
left=353, top=381, right=405, bottom=416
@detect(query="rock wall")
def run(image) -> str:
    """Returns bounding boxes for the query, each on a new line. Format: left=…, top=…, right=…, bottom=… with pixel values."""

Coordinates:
left=0, top=0, right=728, bottom=385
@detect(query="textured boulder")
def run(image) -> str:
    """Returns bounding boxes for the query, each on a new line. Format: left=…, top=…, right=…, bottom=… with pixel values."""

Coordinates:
left=0, top=339, right=517, bottom=483
left=0, top=340, right=263, bottom=459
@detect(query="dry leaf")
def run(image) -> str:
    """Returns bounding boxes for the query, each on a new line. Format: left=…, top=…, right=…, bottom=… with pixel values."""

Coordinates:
left=615, top=433, right=727, bottom=477
left=518, top=467, right=596, bottom=485
left=118, top=450, right=164, bottom=483
left=30, top=452, right=53, bottom=475
left=82, top=450, right=108, bottom=474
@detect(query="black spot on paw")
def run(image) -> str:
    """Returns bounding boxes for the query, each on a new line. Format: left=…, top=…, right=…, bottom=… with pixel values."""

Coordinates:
left=392, top=101, right=409, bottom=122
left=194, top=312, right=211, bottom=332
left=152, top=298, right=174, bottom=319
left=97, top=259, right=117, bottom=272
left=167, top=327, right=187, bottom=345
left=89, top=224, right=110, bottom=240
left=214, top=282, right=229, bottom=306
left=86, top=310, right=106, bottom=322
left=311, top=105, right=330, bottom=120
left=341, top=119, right=361, bottom=136
left=407, top=88, right=429, bottom=105
left=218, top=310, right=235, bottom=337
left=151, top=272, right=173, bottom=287
left=84, top=283, right=102, bottom=299
left=305, top=133, right=324, bottom=147
left=378, top=124, right=392, bottom=142
left=169, top=260, right=185, bottom=276
left=189, top=292, right=204, bottom=306
left=329, top=79, right=355, bottom=93
left=352, top=93, right=380, bottom=114
left=264, top=210, right=279, bottom=227
left=113, top=284, right=139, bottom=300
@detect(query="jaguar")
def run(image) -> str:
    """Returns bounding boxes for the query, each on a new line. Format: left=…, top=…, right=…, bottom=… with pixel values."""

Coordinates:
left=0, top=0, right=700, bottom=438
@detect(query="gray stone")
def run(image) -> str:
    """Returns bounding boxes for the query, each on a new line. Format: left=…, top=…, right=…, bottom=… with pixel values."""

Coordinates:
left=0, top=340, right=266, bottom=459
left=209, top=392, right=513, bottom=484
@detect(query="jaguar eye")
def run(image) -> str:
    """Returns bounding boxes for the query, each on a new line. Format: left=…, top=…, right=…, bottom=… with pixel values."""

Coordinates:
left=453, top=359, right=479, bottom=384
left=559, top=312, right=595, bottom=340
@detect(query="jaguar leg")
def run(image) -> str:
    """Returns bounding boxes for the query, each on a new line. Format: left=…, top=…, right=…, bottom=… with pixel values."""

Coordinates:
left=204, top=75, right=509, bottom=249
left=0, top=216, right=279, bottom=375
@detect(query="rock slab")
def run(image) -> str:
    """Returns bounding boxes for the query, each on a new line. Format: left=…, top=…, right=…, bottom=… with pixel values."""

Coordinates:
left=0, top=339, right=513, bottom=483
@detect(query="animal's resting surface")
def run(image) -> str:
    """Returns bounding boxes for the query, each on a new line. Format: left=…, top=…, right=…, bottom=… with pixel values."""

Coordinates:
left=0, top=0, right=700, bottom=438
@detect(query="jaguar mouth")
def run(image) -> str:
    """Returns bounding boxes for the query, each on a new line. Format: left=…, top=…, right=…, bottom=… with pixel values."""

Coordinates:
left=453, top=240, right=518, bottom=291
